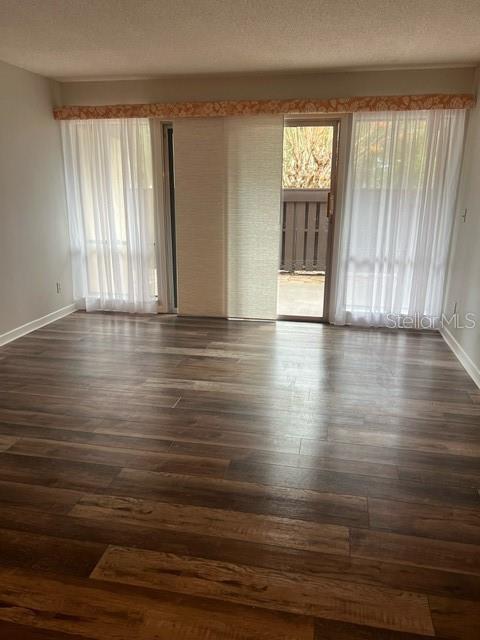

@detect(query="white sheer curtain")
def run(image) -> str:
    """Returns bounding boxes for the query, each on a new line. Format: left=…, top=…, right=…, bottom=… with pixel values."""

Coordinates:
left=61, top=118, right=158, bottom=313
left=333, top=109, right=465, bottom=327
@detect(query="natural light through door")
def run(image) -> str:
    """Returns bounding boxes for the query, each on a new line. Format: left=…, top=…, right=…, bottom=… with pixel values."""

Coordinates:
left=277, top=122, right=337, bottom=320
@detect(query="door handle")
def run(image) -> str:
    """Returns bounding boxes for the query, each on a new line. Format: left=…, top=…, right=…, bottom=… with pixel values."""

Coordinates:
left=326, top=191, right=334, bottom=219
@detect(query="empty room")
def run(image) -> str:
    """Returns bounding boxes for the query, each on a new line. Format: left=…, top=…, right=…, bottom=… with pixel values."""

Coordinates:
left=1, top=1, right=480, bottom=638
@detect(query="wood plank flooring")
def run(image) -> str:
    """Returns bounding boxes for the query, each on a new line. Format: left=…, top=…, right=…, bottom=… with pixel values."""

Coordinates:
left=0, top=311, right=479, bottom=639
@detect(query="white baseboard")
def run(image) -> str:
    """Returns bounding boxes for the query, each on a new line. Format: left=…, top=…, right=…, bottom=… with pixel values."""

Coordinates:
left=0, top=303, right=78, bottom=347
left=441, top=326, right=480, bottom=389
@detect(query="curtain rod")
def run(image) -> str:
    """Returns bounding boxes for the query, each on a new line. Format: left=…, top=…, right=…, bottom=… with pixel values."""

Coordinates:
left=53, top=94, right=476, bottom=120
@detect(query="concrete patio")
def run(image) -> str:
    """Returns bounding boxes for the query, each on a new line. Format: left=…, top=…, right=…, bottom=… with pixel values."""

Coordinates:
left=277, top=272, right=325, bottom=317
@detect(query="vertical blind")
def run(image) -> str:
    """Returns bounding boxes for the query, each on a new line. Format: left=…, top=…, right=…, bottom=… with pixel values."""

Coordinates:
left=226, top=116, right=284, bottom=319
left=61, top=118, right=159, bottom=313
left=333, top=109, right=466, bottom=327
left=174, top=115, right=283, bottom=319
left=173, top=118, right=227, bottom=317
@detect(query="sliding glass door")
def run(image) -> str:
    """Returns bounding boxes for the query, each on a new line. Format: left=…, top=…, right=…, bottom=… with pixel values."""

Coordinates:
left=277, top=119, right=339, bottom=321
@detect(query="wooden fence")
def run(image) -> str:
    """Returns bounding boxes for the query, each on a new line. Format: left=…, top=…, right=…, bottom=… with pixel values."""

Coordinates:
left=280, top=189, right=329, bottom=272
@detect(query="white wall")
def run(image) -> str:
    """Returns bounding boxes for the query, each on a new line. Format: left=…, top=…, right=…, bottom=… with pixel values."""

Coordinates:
left=443, top=72, right=480, bottom=385
left=59, top=67, right=476, bottom=105
left=0, top=60, right=73, bottom=337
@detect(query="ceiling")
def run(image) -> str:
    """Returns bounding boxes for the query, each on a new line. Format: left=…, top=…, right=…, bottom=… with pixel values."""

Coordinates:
left=0, top=0, right=479, bottom=81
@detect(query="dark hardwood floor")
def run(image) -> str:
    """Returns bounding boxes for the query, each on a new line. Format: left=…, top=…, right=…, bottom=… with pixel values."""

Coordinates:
left=0, top=311, right=479, bottom=639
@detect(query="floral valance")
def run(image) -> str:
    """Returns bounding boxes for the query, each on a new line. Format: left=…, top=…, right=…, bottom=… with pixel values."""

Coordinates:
left=53, top=93, right=475, bottom=120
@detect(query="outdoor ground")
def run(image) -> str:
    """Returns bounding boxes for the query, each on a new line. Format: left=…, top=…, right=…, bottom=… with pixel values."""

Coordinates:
left=277, top=272, right=325, bottom=317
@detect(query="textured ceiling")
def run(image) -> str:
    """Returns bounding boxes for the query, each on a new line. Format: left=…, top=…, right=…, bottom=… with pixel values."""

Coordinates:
left=0, top=0, right=479, bottom=81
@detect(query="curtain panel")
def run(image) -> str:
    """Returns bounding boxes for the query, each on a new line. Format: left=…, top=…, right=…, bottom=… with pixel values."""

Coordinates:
left=61, top=119, right=159, bottom=313
left=332, top=109, right=466, bottom=328
left=173, top=115, right=283, bottom=320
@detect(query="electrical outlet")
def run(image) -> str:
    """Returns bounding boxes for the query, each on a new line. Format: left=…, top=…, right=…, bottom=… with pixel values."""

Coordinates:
left=56, top=282, right=61, bottom=294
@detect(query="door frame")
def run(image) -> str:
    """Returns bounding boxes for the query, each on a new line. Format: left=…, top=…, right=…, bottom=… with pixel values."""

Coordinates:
left=150, top=120, right=177, bottom=313
left=278, top=116, right=342, bottom=323
left=164, top=124, right=178, bottom=311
